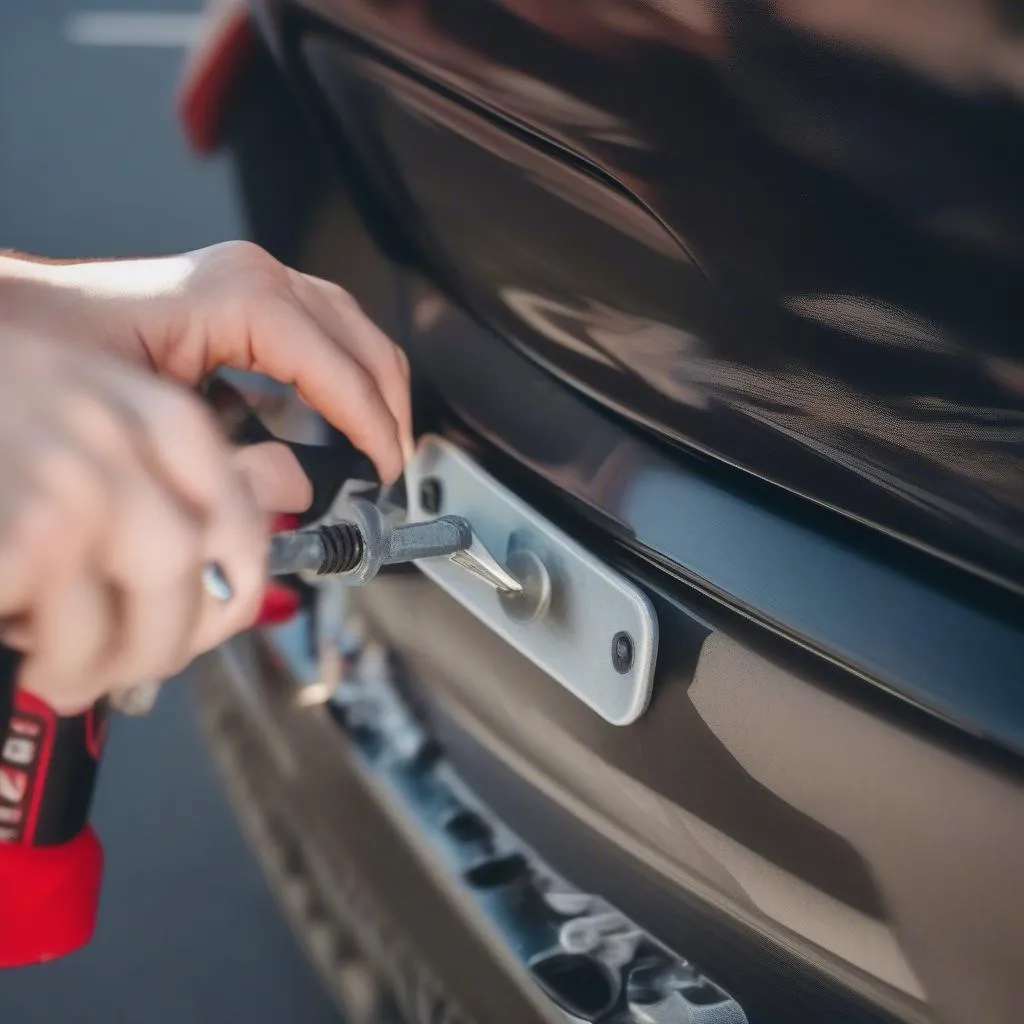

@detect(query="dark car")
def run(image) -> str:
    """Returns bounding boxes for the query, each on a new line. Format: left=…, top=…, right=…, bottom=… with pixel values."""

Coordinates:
left=178, top=2, right=1024, bottom=1022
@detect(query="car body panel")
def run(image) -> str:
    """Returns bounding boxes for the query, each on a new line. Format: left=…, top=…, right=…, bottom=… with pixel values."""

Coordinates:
left=357, top=572, right=1024, bottom=1024
left=239, top=2, right=1024, bottom=1021
left=398, top=285, right=1024, bottom=756
left=277, top=0, right=1024, bottom=595
left=375, top=286, right=1024, bottom=1023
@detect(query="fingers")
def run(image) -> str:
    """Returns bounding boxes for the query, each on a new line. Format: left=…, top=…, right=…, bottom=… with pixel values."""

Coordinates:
left=0, top=426, right=114, bottom=625
left=11, top=241, right=417, bottom=483
left=246, top=295, right=407, bottom=483
left=19, top=575, right=115, bottom=715
left=230, top=442, right=313, bottom=513
left=174, top=242, right=413, bottom=482
left=98, top=373, right=268, bottom=658
left=186, top=470, right=267, bottom=655
left=94, top=446, right=206, bottom=688
left=1, top=425, right=119, bottom=713
left=0, top=348, right=272, bottom=713
left=0, top=239, right=419, bottom=711
left=288, top=270, right=414, bottom=464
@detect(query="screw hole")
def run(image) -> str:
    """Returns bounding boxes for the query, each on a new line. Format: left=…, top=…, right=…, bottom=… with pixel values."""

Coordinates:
left=419, top=477, right=443, bottom=514
left=611, top=631, right=634, bottom=674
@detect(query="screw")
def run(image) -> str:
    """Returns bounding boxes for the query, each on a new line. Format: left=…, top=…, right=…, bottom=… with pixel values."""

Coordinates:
left=611, top=631, right=634, bottom=674
left=419, top=476, right=443, bottom=514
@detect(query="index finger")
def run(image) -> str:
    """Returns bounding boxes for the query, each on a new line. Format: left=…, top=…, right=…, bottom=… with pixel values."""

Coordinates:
left=288, top=271, right=414, bottom=465
left=244, top=298, right=406, bottom=483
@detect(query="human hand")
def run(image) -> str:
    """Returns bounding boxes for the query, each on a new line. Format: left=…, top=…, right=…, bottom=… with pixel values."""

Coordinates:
left=0, top=331, right=275, bottom=714
left=0, top=241, right=413, bottom=490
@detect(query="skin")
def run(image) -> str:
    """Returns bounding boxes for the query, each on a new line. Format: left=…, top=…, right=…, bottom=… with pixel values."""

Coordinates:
left=0, top=240, right=413, bottom=714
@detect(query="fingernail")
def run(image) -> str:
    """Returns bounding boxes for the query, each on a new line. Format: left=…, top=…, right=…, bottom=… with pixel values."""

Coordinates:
left=402, top=435, right=416, bottom=465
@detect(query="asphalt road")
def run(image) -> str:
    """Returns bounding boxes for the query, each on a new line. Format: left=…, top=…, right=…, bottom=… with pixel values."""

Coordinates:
left=0, top=2, right=341, bottom=1020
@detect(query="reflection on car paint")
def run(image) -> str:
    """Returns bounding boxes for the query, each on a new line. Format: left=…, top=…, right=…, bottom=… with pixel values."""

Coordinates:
left=298, top=0, right=1024, bottom=590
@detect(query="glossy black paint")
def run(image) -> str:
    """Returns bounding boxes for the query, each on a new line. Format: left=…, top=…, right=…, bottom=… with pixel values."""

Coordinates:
left=403, top=288, right=1024, bottom=756
left=264, top=5, right=1024, bottom=752
left=273, top=0, right=1024, bottom=596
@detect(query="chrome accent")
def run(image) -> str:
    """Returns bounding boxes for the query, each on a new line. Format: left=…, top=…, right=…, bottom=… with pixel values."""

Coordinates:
left=405, top=436, right=658, bottom=725
left=498, top=547, right=552, bottom=624
left=448, top=532, right=524, bottom=593
left=323, top=498, right=520, bottom=592
left=267, top=528, right=333, bottom=576
left=343, top=497, right=388, bottom=585
left=380, top=504, right=521, bottom=593
left=202, top=561, right=233, bottom=602
left=308, top=576, right=348, bottom=707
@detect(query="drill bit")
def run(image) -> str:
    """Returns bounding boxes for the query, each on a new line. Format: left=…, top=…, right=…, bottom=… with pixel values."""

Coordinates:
left=204, top=500, right=520, bottom=600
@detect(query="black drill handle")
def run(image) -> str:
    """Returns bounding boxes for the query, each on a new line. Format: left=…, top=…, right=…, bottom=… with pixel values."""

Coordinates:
left=0, top=680, right=108, bottom=847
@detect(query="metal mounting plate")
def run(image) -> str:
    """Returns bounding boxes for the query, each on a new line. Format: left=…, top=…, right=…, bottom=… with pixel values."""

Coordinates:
left=405, top=436, right=657, bottom=725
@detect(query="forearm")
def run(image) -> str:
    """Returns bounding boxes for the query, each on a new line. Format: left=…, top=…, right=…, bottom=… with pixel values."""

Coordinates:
left=0, top=253, right=97, bottom=339
left=0, top=251, right=192, bottom=368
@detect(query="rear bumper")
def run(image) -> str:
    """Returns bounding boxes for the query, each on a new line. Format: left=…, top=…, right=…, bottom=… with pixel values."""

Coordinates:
left=353, top=577, right=922, bottom=1024
left=222, top=560, right=1024, bottom=1024
left=195, top=634, right=564, bottom=1024
left=200, top=7, right=1024, bottom=1018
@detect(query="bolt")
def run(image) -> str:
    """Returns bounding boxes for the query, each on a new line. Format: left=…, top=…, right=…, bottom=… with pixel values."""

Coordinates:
left=419, top=476, right=443, bottom=515
left=611, top=631, right=634, bottom=674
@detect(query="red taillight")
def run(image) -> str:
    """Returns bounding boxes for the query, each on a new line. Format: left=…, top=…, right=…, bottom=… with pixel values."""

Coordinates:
left=177, top=3, right=255, bottom=154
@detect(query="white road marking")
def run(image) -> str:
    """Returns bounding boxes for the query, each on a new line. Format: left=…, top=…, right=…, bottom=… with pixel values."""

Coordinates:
left=65, top=11, right=206, bottom=47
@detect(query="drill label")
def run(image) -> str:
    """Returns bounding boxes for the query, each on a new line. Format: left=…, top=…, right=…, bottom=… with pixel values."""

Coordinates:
left=0, top=713, right=43, bottom=843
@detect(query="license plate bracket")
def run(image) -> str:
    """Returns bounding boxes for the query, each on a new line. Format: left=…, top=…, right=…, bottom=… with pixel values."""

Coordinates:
left=405, top=437, right=657, bottom=725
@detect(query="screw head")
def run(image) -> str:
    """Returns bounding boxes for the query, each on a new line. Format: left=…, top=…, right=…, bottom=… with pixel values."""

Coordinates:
left=419, top=476, right=443, bottom=514
left=611, top=631, right=634, bottom=674
left=498, top=548, right=552, bottom=624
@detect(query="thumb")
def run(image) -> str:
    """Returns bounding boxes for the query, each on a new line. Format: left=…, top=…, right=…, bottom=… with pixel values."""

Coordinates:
left=230, top=442, right=312, bottom=513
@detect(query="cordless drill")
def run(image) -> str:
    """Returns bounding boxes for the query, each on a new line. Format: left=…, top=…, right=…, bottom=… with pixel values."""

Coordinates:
left=0, top=668, right=108, bottom=966
left=0, top=377, right=365, bottom=966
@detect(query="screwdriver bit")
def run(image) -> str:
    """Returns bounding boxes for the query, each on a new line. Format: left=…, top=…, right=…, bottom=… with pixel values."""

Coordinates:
left=204, top=499, right=521, bottom=600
